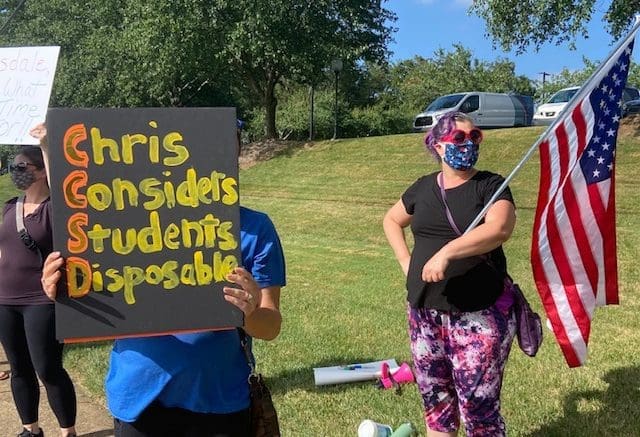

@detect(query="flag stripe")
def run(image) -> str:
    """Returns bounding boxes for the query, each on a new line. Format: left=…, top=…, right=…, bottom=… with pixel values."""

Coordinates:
left=546, top=172, right=592, bottom=343
left=562, top=173, right=598, bottom=293
left=531, top=128, right=586, bottom=367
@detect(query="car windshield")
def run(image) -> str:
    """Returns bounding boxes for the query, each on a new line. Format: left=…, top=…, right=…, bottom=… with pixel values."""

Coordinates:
left=547, top=88, right=578, bottom=104
left=425, top=94, right=465, bottom=111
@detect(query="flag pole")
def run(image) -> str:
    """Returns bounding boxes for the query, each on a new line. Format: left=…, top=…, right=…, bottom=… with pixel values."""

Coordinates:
left=464, top=15, right=640, bottom=234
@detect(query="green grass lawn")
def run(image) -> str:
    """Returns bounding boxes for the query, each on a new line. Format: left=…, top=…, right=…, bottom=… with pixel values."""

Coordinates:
left=5, top=126, right=640, bottom=436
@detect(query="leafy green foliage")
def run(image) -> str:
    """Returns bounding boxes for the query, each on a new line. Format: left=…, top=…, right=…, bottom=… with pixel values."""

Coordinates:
left=0, top=0, right=237, bottom=108
left=471, top=0, right=640, bottom=52
left=254, top=45, right=537, bottom=140
left=253, top=79, right=413, bottom=141
left=384, top=45, right=535, bottom=120
left=217, top=0, right=396, bottom=138
left=0, top=0, right=396, bottom=138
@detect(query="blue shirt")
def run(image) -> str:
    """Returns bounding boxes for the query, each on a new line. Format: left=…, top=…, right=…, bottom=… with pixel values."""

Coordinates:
left=105, top=207, right=286, bottom=422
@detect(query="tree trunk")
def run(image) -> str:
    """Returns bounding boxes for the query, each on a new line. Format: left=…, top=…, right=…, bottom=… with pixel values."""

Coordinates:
left=264, top=82, right=278, bottom=139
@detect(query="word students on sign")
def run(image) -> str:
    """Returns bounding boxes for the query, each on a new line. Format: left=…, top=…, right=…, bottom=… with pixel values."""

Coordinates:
left=47, top=108, right=243, bottom=342
left=0, top=46, right=59, bottom=144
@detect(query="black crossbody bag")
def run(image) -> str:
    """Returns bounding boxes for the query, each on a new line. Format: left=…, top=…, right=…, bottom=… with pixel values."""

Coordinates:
left=238, top=328, right=281, bottom=437
left=16, top=195, right=44, bottom=265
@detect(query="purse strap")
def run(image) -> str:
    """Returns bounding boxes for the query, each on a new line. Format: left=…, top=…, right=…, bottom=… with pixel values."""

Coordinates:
left=437, top=172, right=462, bottom=236
left=238, top=328, right=258, bottom=377
left=16, top=195, right=44, bottom=265
left=438, top=172, right=495, bottom=265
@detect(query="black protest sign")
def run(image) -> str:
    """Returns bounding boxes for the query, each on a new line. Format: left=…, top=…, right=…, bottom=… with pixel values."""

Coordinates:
left=46, top=108, right=243, bottom=342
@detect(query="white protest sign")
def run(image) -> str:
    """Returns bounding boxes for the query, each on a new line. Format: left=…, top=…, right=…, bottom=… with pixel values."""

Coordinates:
left=0, top=46, right=60, bottom=145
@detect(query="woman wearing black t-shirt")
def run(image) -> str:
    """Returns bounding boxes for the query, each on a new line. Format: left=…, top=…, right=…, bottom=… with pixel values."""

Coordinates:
left=383, top=112, right=516, bottom=437
left=0, top=125, right=78, bottom=437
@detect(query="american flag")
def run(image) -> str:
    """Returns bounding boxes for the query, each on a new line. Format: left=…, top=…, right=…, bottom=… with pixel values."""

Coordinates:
left=530, top=36, right=636, bottom=367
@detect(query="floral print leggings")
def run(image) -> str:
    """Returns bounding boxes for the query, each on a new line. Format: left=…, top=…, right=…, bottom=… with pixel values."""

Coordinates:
left=408, top=304, right=516, bottom=436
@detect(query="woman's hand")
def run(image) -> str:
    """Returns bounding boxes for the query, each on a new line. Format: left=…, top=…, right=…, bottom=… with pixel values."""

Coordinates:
left=41, top=251, right=64, bottom=301
left=224, top=267, right=261, bottom=317
left=421, top=249, right=450, bottom=283
left=29, top=123, right=49, bottom=150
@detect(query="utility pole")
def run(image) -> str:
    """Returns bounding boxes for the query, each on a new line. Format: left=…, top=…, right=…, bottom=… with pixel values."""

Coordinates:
left=538, top=71, right=551, bottom=101
left=308, top=85, right=315, bottom=141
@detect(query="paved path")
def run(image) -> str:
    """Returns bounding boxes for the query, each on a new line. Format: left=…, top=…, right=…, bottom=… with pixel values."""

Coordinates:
left=0, top=347, right=114, bottom=437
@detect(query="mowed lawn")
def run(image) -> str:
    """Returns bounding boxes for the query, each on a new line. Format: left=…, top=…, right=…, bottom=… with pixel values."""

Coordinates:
left=3, top=125, right=640, bottom=436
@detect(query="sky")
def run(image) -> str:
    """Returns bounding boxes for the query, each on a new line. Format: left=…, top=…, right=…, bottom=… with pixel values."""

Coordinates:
left=386, top=0, right=640, bottom=83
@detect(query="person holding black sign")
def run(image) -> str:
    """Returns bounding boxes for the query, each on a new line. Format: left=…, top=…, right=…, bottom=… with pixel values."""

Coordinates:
left=0, top=128, right=77, bottom=437
left=383, top=112, right=516, bottom=436
left=40, top=124, right=286, bottom=437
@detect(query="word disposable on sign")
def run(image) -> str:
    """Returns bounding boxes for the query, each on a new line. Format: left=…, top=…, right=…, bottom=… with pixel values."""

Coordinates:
left=67, top=249, right=238, bottom=305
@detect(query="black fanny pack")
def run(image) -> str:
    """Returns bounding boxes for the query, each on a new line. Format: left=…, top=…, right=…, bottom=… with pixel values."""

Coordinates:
left=16, top=195, right=44, bottom=265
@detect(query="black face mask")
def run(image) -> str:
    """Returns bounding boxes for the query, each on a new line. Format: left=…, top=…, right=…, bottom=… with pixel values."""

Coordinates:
left=10, top=168, right=36, bottom=190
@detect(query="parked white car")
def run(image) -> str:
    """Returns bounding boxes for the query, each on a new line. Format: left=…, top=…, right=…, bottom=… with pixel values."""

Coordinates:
left=533, top=87, right=579, bottom=126
left=533, top=86, right=640, bottom=125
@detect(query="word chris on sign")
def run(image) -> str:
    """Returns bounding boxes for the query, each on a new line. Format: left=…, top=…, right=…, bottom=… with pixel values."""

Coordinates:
left=47, top=108, right=242, bottom=342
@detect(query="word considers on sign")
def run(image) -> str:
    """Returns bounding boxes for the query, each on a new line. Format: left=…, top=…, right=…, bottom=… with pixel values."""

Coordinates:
left=47, top=108, right=242, bottom=342
left=0, top=46, right=59, bottom=145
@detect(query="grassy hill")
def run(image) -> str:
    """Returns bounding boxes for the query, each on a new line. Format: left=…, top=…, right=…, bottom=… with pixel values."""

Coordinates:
left=5, top=124, right=640, bottom=436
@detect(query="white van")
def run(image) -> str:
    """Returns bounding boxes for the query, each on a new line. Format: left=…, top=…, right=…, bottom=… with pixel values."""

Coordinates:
left=533, top=85, right=640, bottom=125
left=413, top=92, right=534, bottom=131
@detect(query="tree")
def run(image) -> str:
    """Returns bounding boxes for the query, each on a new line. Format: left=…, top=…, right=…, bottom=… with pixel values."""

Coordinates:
left=384, top=45, right=535, bottom=117
left=0, top=0, right=395, bottom=138
left=0, top=0, right=242, bottom=108
left=470, top=0, right=640, bottom=53
left=217, top=0, right=396, bottom=138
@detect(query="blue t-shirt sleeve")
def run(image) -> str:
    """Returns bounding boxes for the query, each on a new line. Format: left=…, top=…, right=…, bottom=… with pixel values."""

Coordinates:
left=241, top=211, right=286, bottom=288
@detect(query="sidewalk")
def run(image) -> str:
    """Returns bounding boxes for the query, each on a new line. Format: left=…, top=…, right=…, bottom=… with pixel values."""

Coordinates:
left=0, top=347, right=114, bottom=437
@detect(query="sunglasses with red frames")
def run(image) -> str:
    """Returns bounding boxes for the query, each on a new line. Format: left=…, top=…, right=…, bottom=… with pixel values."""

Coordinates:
left=441, top=128, right=483, bottom=145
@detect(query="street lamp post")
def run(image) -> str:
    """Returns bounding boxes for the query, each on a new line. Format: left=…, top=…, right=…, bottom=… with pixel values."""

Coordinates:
left=309, top=85, right=315, bottom=141
left=331, top=59, right=343, bottom=140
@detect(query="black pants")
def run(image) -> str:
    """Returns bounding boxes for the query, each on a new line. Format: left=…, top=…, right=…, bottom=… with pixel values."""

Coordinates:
left=114, top=402, right=251, bottom=437
left=0, top=304, right=77, bottom=427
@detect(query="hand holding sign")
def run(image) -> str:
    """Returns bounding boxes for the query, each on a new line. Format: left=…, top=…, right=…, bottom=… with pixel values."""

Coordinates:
left=28, top=123, right=48, bottom=148
left=224, top=267, right=261, bottom=317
